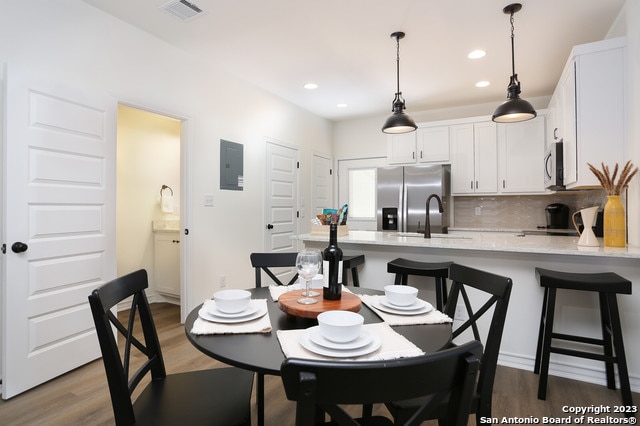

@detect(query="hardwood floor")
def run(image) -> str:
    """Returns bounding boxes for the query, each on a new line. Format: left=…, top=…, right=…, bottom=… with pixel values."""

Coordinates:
left=0, top=303, right=636, bottom=425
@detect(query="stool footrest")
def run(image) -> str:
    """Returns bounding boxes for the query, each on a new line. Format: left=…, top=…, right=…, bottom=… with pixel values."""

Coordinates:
left=550, top=346, right=617, bottom=364
left=552, top=332, right=604, bottom=347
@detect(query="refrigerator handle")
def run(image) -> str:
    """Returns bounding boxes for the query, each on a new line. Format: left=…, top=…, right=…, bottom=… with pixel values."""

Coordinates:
left=400, top=184, right=407, bottom=232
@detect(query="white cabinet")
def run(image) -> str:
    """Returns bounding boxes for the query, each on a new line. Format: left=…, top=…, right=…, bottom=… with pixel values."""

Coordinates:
left=154, top=231, right=180, bottom=296
left=548, top=37, right=626, bottom=188
left=387, top=125, right=449, bottom=164
left=498, top=115, right=546, bottom=193
left=451, top=121, right=498, bottom=194
left=386, top=132, right=417, bottom=164
left=416, top=126, right=449, bottom=163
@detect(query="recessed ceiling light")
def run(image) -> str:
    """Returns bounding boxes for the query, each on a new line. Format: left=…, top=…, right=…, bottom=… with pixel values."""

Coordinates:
left=468, top=50, right=486, bottom=59
left=476, top=81, right=490, bottom=88
left=336, top=103, right=348, bottom=108
left=303, top=83, right=318, bottom=90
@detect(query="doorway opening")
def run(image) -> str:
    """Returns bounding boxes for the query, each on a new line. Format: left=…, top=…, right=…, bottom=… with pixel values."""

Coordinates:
left=116, top=105, right=183, bottom=309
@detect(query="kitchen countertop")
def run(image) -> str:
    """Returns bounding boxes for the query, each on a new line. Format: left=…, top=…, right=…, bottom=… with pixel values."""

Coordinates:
left=298, top=230, right=640, bottom=259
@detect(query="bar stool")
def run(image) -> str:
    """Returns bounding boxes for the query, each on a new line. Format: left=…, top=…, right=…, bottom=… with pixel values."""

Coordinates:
left=387, top=258, right=452, bottom=311
left=534, top=267, right=633, bottom=411
left=342, top=254, right=365, bottom=287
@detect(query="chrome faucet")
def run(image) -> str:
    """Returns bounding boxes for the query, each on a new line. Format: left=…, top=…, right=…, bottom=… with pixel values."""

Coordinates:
left=424, top=194, right=444, bottom=239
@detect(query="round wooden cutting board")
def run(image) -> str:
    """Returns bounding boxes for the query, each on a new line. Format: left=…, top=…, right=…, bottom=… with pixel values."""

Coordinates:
left=278, top=290, right=361, bottom=319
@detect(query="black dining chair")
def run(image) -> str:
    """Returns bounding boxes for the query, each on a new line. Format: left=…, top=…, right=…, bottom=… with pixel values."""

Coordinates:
left=88, top=269, right=254, bottom=426
left=250, top=251, right=298, bottom=426
left=281, top=340, right=483, bottom=426
left=386, top=263, right=513, bottom=426
left=250, top=252, right=299, bottom=287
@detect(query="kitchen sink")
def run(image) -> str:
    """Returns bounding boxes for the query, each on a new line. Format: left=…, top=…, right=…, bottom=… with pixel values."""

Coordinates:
left=390, top=232, right=471, bottom=240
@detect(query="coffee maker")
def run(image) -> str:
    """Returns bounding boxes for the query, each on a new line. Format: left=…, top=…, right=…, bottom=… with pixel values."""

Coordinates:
left=545, top=203, right=569, bottom=229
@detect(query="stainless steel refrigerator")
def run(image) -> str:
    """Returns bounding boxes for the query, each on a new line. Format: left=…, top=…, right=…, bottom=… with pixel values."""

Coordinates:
left=376, top=165, right=450, bottom=233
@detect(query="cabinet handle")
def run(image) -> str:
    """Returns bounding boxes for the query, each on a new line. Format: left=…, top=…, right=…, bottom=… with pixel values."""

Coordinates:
left=172, top=240, right=180, bottom=244
left=470, top=181, right=473, bottom=190
left=554, top=128, right=558, bottom=140
left=475, top=181, right=478, bottom=189
left=420, top=150, right=423, bottom=159
left=412, top=152, right=415, bottom=159
left=503, top=180, right=506, bottom=189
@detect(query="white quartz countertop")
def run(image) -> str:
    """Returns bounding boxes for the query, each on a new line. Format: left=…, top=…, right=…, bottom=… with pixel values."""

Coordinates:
left=298, top=230, right=640, bottom=259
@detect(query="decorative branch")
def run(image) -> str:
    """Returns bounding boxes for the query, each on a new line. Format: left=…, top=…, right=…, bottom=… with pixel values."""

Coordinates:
left=588, top=161, right=638, bottom=195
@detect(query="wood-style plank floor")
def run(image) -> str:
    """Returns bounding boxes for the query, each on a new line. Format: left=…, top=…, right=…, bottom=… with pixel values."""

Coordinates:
left=0, top=303, right=636, bottom=425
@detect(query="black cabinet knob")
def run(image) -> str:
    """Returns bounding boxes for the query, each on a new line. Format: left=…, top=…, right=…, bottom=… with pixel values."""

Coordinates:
left=267, top=224, right=274, bottom=229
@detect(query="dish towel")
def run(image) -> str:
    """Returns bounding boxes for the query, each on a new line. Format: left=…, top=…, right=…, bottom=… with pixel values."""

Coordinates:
left=190, top=299, right=272, bottom=335
left=269, top=284, right=352, bottom=301
left=277, top=322, right=424, bottom=361
left=359, top=294, right=453, bottom=326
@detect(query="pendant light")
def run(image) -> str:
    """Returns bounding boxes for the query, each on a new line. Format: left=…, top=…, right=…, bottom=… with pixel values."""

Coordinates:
left=382, top=31, right=417, bottom=134
left=492, top=3, right=536, bottom=123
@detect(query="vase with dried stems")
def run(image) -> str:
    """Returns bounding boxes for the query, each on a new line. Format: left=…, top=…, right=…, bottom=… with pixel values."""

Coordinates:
left=588, top=161, right=639, bottom=247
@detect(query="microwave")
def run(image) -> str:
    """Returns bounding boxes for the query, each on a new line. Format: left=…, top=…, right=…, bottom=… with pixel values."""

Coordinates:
left=544, top=142, right=564, bottom=190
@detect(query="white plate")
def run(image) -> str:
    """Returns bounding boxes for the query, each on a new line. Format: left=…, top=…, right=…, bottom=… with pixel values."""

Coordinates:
left=379, top=298, right=429, bottom=311
left=206, top=300, right=260, bottom=318
left=300, top=332, right=381, bottom=358
left=308, top=326, right=373, bottom=350
left=373, top=300, right=433, bottom=316
left=198, top=304, right=267, bottom=324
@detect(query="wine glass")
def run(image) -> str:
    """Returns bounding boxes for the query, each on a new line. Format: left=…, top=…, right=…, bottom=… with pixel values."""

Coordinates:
left=296, top=249, right=322, bottom=305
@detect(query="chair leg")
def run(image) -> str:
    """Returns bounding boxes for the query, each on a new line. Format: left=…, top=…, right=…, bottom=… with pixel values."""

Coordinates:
left=394, top=273, right=402, bottom=285
left=351, top=268, right=360, bottom=287
left=342, top=268, right=349, bottom=286
left=258, top=373, right=265, bottom=426
left=599, top=292, right=616, bottom=389
left=434, top=277, right=447, bottom=311
left=534, top=287, right=549, bottom=374
left=606, top=294, right=634, bottom=411
left=538, top=288, right=556, bottom=400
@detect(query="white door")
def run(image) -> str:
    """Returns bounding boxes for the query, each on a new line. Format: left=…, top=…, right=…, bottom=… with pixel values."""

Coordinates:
left=264, top=141, right=298, bottom=253
left=2, top=65, right=116, bottom=398
left=312, top=154, right=332, bottom=217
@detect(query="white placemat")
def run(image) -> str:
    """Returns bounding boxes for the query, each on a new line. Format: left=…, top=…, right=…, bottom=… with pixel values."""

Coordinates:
left=359, top=294, right=453, bottom=326
left=269, top=284, right=352, bottom=301
left=190, top=299, right=272, bottom=335
left=277, top=322, right=424, bottom=361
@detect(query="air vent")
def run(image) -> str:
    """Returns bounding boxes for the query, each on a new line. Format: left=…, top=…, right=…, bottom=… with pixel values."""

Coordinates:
left=160, top=0, right=205, bottom=21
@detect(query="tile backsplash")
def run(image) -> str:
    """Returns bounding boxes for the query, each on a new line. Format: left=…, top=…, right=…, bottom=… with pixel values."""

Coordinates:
left=453, top=190, right=610, bottom=229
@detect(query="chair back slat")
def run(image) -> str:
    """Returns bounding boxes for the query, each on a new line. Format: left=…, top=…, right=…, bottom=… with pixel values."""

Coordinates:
left=282, top=340, right=483, bottom=426
left=250, top=252, right=299, bottom=287
left=444, top=263, right=513, bottom=422
left=88, top=269, right=166, bottom=425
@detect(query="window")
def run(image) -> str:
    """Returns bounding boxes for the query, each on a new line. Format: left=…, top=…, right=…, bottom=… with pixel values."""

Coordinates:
left=348, top=169, right=376, bottom=219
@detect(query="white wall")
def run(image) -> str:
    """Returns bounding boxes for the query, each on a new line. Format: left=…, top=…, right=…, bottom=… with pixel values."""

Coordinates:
left=0, top=0, right=333, bottom=316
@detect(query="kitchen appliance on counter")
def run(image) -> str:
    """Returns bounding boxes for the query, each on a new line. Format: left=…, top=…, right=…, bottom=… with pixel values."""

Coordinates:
left=376, top=165, right=450, bottom=233
left=545, top=203, right=569, bottom=229
left=544, top=142, right=564, bottom=190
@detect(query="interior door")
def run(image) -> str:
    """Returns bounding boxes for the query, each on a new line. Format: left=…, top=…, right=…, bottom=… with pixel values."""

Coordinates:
left=264, top=140, right=298, bottom=257
left=2, top=65, right=116, bottom=398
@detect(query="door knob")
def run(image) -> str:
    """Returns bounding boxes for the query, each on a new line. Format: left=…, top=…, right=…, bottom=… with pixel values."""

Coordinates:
left=11, top=242, right=28, bottom=253
left=267, top=224, right=274, bottom=229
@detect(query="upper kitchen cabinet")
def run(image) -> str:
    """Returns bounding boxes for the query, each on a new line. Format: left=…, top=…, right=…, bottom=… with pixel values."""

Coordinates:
left=387, top=124, right=450, bottom=164
left=387, top=132, right=417, bottom=164
left=451, top=121, right=498, bottom=195
left=498, top=115, right=546, bottom=194
left=548, top=37, right=626, bottom=189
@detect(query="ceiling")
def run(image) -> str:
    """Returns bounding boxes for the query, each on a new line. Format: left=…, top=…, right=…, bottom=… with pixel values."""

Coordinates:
left=83, top=0, right=625, bottom=122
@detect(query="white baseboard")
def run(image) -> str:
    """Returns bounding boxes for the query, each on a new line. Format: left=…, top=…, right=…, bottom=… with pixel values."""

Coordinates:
left=498, top=351, right=640, bottom=393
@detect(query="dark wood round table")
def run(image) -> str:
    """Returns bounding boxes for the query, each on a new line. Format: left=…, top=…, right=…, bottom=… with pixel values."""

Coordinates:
left=185, top=286, right=452, bottom=376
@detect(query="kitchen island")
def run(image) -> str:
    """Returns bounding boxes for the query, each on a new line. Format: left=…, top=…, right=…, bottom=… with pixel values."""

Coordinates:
left=299, top=230, right=640, bottom=393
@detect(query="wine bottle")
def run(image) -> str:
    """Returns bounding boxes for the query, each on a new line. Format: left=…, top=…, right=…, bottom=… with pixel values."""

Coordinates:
left=322, top=223, right=343, bottom=300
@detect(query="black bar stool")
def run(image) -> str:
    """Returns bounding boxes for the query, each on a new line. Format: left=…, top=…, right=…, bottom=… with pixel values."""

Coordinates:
left=534, top=267, right=633, bottom=413
left=342, top=254, right=365, bottom=287
left=386, top=258, right=452, bottom=311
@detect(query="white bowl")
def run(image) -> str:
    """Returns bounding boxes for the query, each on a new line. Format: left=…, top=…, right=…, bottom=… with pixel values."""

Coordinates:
left=213, top=289, right=251, bottom=313
left=384, top=285, right=418, bottom=307
left=317, top=310, right=364, bottom=343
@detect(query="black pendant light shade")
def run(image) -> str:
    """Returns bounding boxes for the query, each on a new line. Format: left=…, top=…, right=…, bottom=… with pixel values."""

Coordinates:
left=492, top=3, right=536, bottom=123
left=382, top=32, right=417, bottom=134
